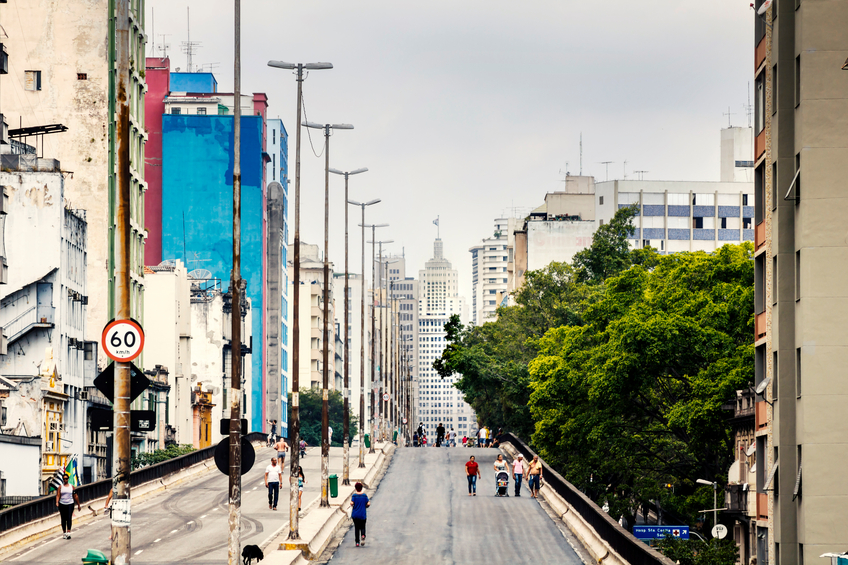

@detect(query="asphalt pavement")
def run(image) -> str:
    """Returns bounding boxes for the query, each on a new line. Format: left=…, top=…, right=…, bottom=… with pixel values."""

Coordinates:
left=5, top=445, right=343, bottom=565
left=327, top=446, right=585, bottom=565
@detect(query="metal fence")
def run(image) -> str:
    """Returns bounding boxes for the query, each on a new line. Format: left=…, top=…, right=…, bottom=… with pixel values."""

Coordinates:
left=500, top=432, right=676, bottom=565
left=0, top=432, right=265, bottom=533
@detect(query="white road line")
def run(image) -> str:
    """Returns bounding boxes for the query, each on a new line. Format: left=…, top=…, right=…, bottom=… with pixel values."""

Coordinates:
left=200, top=515, right=206, bottom=519
left=187, top=520, right=194, bottom=524
left=135, top=550, right=143, bottom=555
left=212, top=507, right=218, bottom=511
left=154, top=538, right=161, bottom=543
left=170, top=529, right=179, bottom=534
left=252, top=487, right=257, bottom=490
left=10, top=535, right=62, bottom=561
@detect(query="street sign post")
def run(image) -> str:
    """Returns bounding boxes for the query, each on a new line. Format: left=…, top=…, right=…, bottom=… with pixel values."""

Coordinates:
left=93, top=362, right=150, bottom=404
left=89, top=408, right=157, bottom=433
left=214, top=437, right=255, bottom=476
left=101, top=319, right=145, bottom=362
left=632, top=525, right=690, bottom=541
left=383, top=393, right=390, bottom=402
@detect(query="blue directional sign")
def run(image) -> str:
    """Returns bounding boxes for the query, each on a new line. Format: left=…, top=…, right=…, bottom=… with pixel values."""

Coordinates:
left=632, top=525, right=690, bottom=540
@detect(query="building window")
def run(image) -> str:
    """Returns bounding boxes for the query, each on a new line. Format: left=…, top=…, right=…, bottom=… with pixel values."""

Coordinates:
left=772, top=255, right=778, bottom=305
left=795, top=55, right=801, bottom=108
left=755, top=163, right=765, bottom=223
left=772, top=161, right=778, bottom=211
left=273, top=129, right=276, bottom=144
left=197, top=107, right=207, bottom=115
left=795, top=250, right=801, bottom=301
left=772, top=64, right=778, bottom=116
left=77, top=73, right=88, bottom=81
left=171, top=107, right=181, bottom=115
left=796, top=347, right=802, bottom=397
left=599, top=196, right=604, bottom=205
left=272, top=154, right=276, bottom=180
left=25, top=70, right=42, bottom=91
left=755, top=72, right=765, bottom=134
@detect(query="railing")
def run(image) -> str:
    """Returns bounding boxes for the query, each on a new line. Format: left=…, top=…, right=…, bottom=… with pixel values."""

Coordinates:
left=726, top=484, right=748, bottom=513
left=0, top=432, right=265, bottom=533
left=4, top=304, right=55, bottom=344
left=500, top=432, right=676, bottom=565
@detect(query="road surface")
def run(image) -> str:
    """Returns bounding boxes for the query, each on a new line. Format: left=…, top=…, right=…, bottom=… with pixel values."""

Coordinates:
left=6, top=445, right=344, bottom=564
left=327, top=446, right=586, bottom=564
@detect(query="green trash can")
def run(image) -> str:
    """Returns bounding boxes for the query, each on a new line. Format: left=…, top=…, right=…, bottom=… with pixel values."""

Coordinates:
left=82, top=549, right=109, bottom=564
left=393, top=430, right=398, bottom=443
left=364, top=434, right=371, bottom=448
left=329, top=474, right=339, bottom=498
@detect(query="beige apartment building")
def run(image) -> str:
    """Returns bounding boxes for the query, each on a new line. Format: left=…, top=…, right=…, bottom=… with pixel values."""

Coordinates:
left=753, top=1, right=848, bottom=563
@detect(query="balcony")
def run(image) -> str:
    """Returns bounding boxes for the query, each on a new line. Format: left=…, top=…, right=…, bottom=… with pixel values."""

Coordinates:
left=755, top=221, right=766, bottom=250
left=755, top=312, right=767, bottom=341
left=726, top=484, right=749, bottom=515
left=4, top=302, right=55, bottom=344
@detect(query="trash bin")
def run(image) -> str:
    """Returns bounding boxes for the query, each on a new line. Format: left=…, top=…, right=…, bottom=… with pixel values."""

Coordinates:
left=393, top=430, right=398, bottom=443
left=364, top=434, right=371, bottom=448
left=81, top=549, right=109, bottom=564
left=329, top=474, right=338, bottom=498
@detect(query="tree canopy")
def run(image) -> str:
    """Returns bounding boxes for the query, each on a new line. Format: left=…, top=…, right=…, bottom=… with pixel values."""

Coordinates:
left=287, top=388, right=358, bottom=447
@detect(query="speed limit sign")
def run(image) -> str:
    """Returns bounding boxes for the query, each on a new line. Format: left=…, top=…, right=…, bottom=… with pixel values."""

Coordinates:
left=383, top=393, right=390, bottom=401
left=102, top=319, right=145, bottom=362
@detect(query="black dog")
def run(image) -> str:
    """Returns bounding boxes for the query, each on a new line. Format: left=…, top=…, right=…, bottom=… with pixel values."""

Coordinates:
left=242, top=544, right=264, bottom=565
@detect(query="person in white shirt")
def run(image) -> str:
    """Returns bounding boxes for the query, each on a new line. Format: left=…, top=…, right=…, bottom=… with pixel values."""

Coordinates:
left=477, top=427, right=485, bottom=447
left=328, top=425, right=334, bottom=447
left=449, top=428, right=457, bottom=447
left=264, top=457, right=283, bottom=510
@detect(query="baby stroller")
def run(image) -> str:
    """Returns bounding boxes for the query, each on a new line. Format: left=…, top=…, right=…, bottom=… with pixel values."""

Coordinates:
left=495, top=471, right=510, bottom=497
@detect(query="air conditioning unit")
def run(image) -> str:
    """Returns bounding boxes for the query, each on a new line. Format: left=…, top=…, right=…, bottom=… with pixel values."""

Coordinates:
left=78, top=390, right=89, bottom=401
left=46, top=441, right=54, bottom=451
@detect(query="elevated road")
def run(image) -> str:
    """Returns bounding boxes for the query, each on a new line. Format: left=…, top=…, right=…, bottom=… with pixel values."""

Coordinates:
left=326, top=446, right=587, bottom=564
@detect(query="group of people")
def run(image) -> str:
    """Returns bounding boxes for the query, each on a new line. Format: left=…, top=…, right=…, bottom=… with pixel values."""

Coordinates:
left=411, top=423, right=503, bottom=448
left=263, top=456, right=306, bottom=513
left=465, top=453, right=544, bottom=498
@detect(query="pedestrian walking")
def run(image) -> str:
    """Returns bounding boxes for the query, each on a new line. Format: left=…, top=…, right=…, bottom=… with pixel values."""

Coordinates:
left=350, top=482, right=370, bottom=547
left=274, top=437, right=289, bottom=468
left=328, top=425, right=334, bottom=447
left=436, top=422, right=445, bottom=447
left=267, top=419, right=278, bottom=446
left=512, top=454, right=524, bottom=496
left=527, top=455, right=544, bottom=498
left=264, top=457, right=283, bottom=510
left=493, top=454, right=509, bottom=496
left=477, top=427, right=485, bottom=447
left=484, top=426, right=492, bottom=447
left=55, top=474, right=81, bottom=539
left=297, top=466, right=307, bottom=512
left=300, top=439, right=307, bottom=458
left=465, top=455, right=481, bottom=496
left=449, top=428, right=457, bottom=447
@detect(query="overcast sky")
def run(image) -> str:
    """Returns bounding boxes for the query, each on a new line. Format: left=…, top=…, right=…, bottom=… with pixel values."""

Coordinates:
left=146, top=0, right=754, bottom=302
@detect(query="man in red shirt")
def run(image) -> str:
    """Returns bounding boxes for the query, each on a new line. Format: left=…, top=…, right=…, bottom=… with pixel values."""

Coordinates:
left=465, top=455, right=481, bottom=496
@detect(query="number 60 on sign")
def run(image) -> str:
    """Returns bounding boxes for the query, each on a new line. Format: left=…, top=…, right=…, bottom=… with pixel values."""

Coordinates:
left=101, top=319, right=145, bottom=362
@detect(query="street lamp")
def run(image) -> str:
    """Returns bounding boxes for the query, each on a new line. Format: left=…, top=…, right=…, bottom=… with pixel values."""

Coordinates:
left=696, top=478, right=719, bottom=534
left=366, top=235, right=393, bottom=451
left=267, top=58, right=332, bottom=540
left=372, top=244, right=395, bottom=441
left=350, top=206, right=381, bottom=467
left=304, top=121, right=353, bottom=508
left=329, top=167, right=368, bottom=486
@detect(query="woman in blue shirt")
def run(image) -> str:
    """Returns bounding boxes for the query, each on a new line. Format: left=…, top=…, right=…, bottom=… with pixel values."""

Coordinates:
left=350, top=482, right=370, bottom=547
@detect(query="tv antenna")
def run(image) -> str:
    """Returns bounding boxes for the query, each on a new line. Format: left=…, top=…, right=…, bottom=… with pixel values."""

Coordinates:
left=180, top=7, right=201, bottom=73
left=745, top=82, right=753, bottom=128
left=579, top=133, right=583, bottom=176
left=723, top=106, right=736, bottom=128
left=634, top=170, right=648, bottom=181
left=623, top=160, right=629, bottom=180
left=199, top=63, right=220, bottom=72
left=598, top=161, right=613, bottom=182
left=158, top=34, right=172, bottom=59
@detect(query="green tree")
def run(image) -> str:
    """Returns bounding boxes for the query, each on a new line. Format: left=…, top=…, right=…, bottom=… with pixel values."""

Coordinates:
left=528, top=243, right=754, bottom=529
left=657, top=536, right=739, bottom=565
left=131, top=444, right=196, bottom=470
left=287, top=388, right=358, bottom=447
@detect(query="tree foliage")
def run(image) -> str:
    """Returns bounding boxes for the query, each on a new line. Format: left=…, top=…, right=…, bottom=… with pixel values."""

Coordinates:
left=528, top=243, right=754, bottom=527
left=657, top=536, right=739, bottom=565
left=131, top=444, right=196, bottom=470
left=287, top=388, right=358, bottom=447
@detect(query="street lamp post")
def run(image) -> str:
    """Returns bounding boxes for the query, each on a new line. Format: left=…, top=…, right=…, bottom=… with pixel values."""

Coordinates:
left=351, top=207, right=382, bottom=468
left=267, top=59, right=332, bottom=539
left=368, top=238, right=393, bottom=449
left=304, top=121, right=353, bottom=508
left=696, top=478, right=719, bottom=535
left=329, top=167, right=368, bottom=486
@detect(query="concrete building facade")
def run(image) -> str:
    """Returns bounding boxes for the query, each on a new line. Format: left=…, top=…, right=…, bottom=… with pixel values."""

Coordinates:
left=417, top=239, right=473, bottom=438
left=2, top=0, right=147, bottom=344
left=753, top=1, right=848, bottom=563
left=469, top=218, right=516, bottom=326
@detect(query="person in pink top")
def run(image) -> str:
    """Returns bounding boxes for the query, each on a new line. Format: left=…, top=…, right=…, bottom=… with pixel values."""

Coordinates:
left=512, top=454, right=525, bottom=497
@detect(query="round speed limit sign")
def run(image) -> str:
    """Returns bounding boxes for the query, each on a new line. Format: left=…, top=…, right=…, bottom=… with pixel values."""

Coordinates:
left=102, top=319, right=145, bottom=362
left=383, top=393, right=390, bottom=401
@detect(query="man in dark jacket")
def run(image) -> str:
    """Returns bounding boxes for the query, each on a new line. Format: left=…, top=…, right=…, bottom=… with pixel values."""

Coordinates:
left=436, top=423, right=445, bottom=447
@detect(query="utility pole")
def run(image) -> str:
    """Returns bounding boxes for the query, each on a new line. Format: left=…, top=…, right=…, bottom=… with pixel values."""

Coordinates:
left=267, top=58, right=333, bottom=541
left=113, top=0, right=132, bottom=562
left=227, top=0, right=243, bottom=562
left=367, top=236, right=392, bottom=450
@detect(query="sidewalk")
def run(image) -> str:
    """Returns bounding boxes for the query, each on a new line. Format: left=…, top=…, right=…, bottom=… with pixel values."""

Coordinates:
left=261, top=440, right=395, bottom=565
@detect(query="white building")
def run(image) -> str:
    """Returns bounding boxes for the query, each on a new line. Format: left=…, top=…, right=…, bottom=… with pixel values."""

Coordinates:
left=0, top=158, right=97, bottom=493
left=417, top=239, right=473, bottom=438
left=469, top=218, right=517, bottom=325
left=143, top=262, right=192, bottom=447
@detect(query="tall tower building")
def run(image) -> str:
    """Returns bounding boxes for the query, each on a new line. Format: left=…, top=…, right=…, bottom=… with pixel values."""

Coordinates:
left=469, top=218, right=516, bottom=325
left=417, top=239, right=474, bottom=437
left=752, top=1, right=848, bottom=564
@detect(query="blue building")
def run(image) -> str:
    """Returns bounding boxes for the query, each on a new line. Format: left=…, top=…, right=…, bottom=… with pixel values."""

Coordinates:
left=159, top=79, right=277, bottom=433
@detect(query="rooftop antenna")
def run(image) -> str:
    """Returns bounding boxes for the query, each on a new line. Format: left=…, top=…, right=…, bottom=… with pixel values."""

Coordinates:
left=623, top=160, right=628, bottom=180
left=158, top=34, right=172, bottom=59
left=634, top=170, right=648, bottom=181
left=199, top=62, right=221, bottom=72
left=745, top=82, right=753, bottom=128
left=599, top=161, right=613, bottom=182
left=180, top=7, right=201, bottom=73
left=433, top=215, right=440, bottom=239
left=579, top=133, right=583, bottom=176
left=558, top=166, right=570, bottom=192
left=723, top=106, right=736, bottom=128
